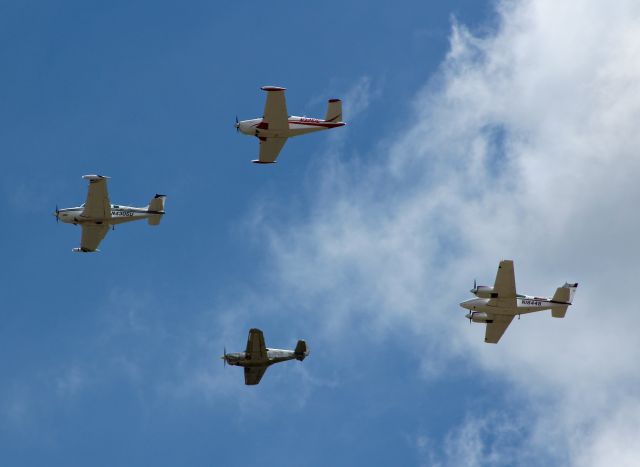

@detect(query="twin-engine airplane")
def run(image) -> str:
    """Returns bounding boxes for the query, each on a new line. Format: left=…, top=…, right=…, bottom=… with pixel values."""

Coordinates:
left=54, top=175, right=166, bottom=252
left=460, top=260, right=577, bottom=344
left=222, top=328, right=309, bottom=385
left=235, top=86, right=346, bottom=163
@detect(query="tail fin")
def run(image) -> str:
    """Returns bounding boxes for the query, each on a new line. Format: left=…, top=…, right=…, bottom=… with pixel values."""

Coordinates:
left=294, top=340, right=308, bottom=361
left=551, top=282, right=578, bottom=318
left=325, top=99, right=343, bottom=122
left=147, top=194, right=166, bottom=226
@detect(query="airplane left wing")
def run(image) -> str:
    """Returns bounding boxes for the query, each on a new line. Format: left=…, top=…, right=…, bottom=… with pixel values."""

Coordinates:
left=261, top=86, right=288, bottom=129
left=244, top=366, right=268, bottom=385
left=79, top=223, right=109, bottom=252
left=485, top=315, right=514, bottom=344
left=254, top=137, right=287, bottom=164
left=245, top=328, right=268, bottom=361
left=489, top=260, right=517, bottom=308
left=80, top=175, right=111, bottom=219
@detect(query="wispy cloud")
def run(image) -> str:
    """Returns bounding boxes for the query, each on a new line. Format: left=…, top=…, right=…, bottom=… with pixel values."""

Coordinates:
left=255, top=0, right=640, bottom=464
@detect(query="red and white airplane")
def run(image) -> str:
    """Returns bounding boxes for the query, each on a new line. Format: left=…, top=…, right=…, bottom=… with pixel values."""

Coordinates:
left=235, top=86, right=346, bottom=164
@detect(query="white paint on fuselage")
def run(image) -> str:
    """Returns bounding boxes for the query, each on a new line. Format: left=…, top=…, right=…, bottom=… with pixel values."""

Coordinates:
left=459, top=296, right=562, bottom=316
left=238, top=116, right=345, bottom=139
left=55, top=204, right=157, bottom=226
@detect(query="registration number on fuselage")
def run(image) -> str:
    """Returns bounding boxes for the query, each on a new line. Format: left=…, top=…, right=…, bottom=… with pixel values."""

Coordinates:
left=521, top=299, right=542, bottom=306
left=111, top=210, right=134, bottom=217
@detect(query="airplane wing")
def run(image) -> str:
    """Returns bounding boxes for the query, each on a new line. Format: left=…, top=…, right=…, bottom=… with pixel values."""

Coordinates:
left=80, top=175, right=111, bottom=220
left=79, top=223, right=109, bottom=252
left=485, top=315, right=514, bottom=344
left=255, top=137, right=287, bottom=163
left=244, top=366, right=268, bottom=385
left=261, top=86, right=288, bottom=130
left=489, top=260, right=517, bottom=308
left=245, top=328, right=268, bottom=361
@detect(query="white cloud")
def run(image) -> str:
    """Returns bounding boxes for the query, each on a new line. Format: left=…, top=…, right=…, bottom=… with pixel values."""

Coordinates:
left=258, top=0, right=640, bottom=465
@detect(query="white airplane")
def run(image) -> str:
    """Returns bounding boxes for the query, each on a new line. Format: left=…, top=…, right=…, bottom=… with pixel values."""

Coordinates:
left=460, top=260, right=578, bottom=344
left=235, top=86, right=346, bottom=163
left=222, top=328, right=309, bottom=385
left=54, top=175, right=166, bottom=252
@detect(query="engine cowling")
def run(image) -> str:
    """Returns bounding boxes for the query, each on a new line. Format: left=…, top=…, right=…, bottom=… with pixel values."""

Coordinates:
left=472, top=285, right=496, bottom=298
left=470, top=312, right=493, bottom=323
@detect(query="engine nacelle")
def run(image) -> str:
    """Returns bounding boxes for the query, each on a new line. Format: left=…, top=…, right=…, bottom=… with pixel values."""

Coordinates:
left=470, top=312, right=493, bottom=323
left=472, top=285, right=497, bottom=298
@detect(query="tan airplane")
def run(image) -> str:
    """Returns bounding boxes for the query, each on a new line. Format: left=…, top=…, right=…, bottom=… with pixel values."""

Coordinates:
left=235, top=86, right=345, bottom=163
left=460, top=260, right=578, bottom=343
left=54, top=175, right=166, bottom=252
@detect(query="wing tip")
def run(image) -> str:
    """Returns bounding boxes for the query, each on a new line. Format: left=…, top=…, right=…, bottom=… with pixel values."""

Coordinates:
left=72, top=247, right=99, bottom=253
left=251, top=160, right=277, bottom=164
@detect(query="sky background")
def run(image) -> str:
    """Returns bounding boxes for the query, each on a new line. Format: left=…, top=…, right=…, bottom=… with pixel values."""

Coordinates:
left=2, top=1, right=640, bottom=466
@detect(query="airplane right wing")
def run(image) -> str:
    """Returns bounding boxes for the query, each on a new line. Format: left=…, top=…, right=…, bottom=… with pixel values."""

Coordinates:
left=244, top=366, right=268, bottom=385
left=254, top=137, right=287, bottom=164
left=80, top=175, right=111, bottom=220
left=485, top=315, right=514, bottom=344
left=261, top=86, right=288, bottom=130
left=245, top=328, right=268, bottom=361
left=79, top=223, right=109, bottom=252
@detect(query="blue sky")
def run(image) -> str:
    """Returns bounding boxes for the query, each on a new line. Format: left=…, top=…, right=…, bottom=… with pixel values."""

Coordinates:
left=0, top=2, right=499, bottom=465
left=3, top=1, right=640, bottom=466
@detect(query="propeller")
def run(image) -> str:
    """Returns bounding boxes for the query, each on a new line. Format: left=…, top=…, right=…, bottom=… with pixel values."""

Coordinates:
left=55, top=205, right=60, bottom=223
left=222, top=346, right=227, bottom=367
left=235, top=116, right=239, bottom=133
left=470, top=279, right=477, bottom=294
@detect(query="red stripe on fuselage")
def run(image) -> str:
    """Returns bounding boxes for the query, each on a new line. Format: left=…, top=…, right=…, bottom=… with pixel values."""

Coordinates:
left=288, top=121, right=345, bottom=128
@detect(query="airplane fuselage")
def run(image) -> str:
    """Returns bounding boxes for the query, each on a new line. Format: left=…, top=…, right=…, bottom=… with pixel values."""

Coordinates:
left=460, top=295, right=565, bottom=316
left=238, top=116, right=345, bottom=139
left=223, top=348, right=301, bottom=368
left=56, top=204, right=162, bottom=226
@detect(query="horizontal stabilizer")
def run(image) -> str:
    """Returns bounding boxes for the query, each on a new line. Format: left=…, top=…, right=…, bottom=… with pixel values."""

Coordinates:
left=325, top=99, right=343, bottom=123
left=552, top=305, right=568, bottom=318
left=147, top=194, right=166, bottom=225
left=552, top=282, right=578, bottom=304
left=294, top=340, right=308, bottom=360
left=551, top=283, right=577, bottom=318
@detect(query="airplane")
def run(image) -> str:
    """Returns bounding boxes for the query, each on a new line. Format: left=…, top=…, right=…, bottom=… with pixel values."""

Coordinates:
left=222, top=328, right=310, bottom=385
left=54, top=175, right=166, bottom=252
left=235, top=86, right=346, bottom=164
left=459, top=260, right=578, bottom=344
